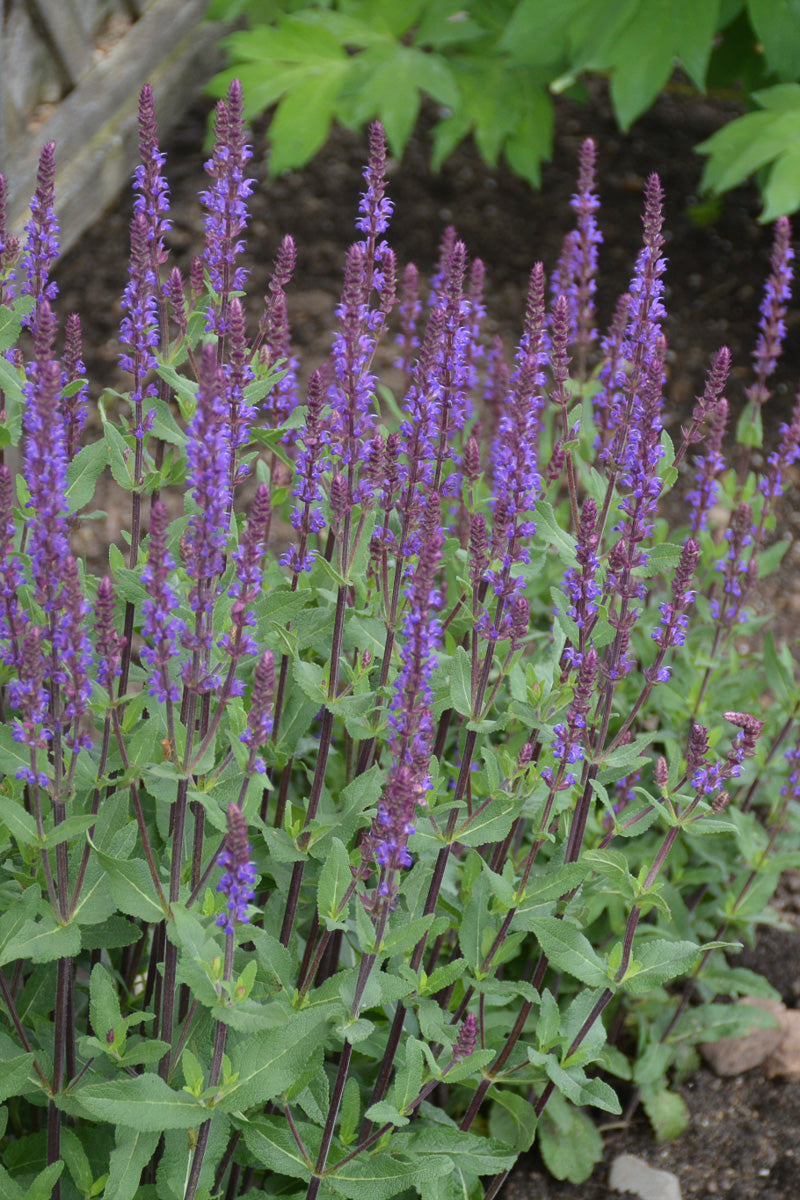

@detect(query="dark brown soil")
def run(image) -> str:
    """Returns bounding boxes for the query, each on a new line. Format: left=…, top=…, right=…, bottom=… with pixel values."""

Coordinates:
left=52, top=79, right=800, bottom=1199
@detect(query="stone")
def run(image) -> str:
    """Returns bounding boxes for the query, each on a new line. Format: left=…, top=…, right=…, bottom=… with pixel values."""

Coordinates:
left=763, top=1007, right=800, bottom=1078
left=609, top=1153, right=682, bottom=1200
left=700, top=997, right=785, bottom=1075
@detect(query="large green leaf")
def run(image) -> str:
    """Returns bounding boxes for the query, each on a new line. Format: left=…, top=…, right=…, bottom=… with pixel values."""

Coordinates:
left=74, top=1074, right=204, bottom=1131
left=748, top=0, right=800, bottom=79
left=104, top=1128, right=160, bottom=1200
left=216, top=1009, right=328, bottom=1111
left=526, top=916, right=609, bottom=987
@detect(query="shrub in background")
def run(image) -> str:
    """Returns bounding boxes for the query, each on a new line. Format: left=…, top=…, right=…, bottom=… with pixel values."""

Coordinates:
left=0, top=77, right=799, bottom=1200
left=208, top=0, right=800, bottom=220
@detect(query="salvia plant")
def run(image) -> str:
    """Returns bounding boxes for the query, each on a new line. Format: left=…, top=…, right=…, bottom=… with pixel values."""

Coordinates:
left=0, top=78, right=799, bottom=1200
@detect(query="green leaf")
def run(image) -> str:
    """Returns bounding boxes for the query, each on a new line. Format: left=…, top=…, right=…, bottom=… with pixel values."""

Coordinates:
left=537, top=1092, right=602, bottom=1184
left=0, top=794, right=39, bottom=847
left=0, top=1054, right=35, bottom=1104
left=326, top=1150, right=454, bottom=1200
left=390, top=1127, right=517, bottom=1176
left=0, top=916, right=81, bottom=966
left=0, top=296, right=35, bottom=352
left=526, top=916, right=609, bottom=987
left=748, top=0, right=800, bottom=79
left=21, top=1162, right=64, bottom=1200
left=89, top=838, right=168, bottom=922
left=104, top=1128, right=160, bottom=1200
left=640, top=1082, right=690, bottom=1141
left=269, top=65, right=349, bottom=174
left=66, top=440, right=108, bottom=512
left=448, top=645, right=473, bottom=717
left=241, top=1115, right=318, bottom=1182
left=90, top=963, right=122, bottom=1039
left=488, top=1090, right=538, bottom=1152
left=217, top=1009, right=327, bottom=1111
left=619, top=938, right=701, bottom=994
left=317, top=836, right=352, bottom=923
left=453, top=796, right=518, bottom=847
left=74, top=1074, right=204, bottom=1131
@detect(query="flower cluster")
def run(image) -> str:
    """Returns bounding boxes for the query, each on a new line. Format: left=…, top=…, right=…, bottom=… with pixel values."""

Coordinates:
left=216, top=803, right=257, bottom=934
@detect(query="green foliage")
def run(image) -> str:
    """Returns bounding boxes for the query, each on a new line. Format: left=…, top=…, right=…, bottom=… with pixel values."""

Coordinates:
left=209, top=0, right=800, bottom=216
left=1, top=83, right=800, bottom=1200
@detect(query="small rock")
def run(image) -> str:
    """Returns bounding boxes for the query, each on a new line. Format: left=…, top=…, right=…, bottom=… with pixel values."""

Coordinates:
left=764, top=1007, right=800, bottom=1078
left=700, top=997, right=784, bottom=1075
left=609, top=1153, right=682, bottom=1200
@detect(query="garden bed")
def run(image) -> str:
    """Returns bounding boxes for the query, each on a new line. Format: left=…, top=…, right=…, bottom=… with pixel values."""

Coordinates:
left=50, top=78, right=800, bottom=1200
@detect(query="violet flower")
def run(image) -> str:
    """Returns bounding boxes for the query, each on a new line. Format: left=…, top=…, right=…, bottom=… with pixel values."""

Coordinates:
left=0, top=465, right=26, bottom=670
left=368, top=502, right=443, bottom=895
left=647, top=538, right=700, bottom=682
left=542, top=647, right=598, bottom=789
left=562, top=496, right=602, bottom=661
left=216, top=803, right=257, bottom=934
left=201, top=80, right=254, bottom=335
left=451, top=1012, right=478, bottom=1064
left=710, top=503, right=757, bottom=628
left=355, top=121, right=394, bottom=296
left=8, top=626, right=51, bottom=784
left=140, top=500, right=186, bottom=704
left=119, top=211, right=159, bottom=441
left=747, top=216, right=793, bottom=410
left=240, top=650, right=275, bottom=773
left=23, top=301, right=69, bottom=614
left=133, top=84, right=171, bottom=278
left=0, top=174, right=20, bottom=304
left=61, top=314, right=88, bottom=460
left=95, top=576, right=124, bottom=697
left=258, top=236, right=299, bottom=427
left=282, top=368, right=329, bottom=575
left=54, top=556, right=93, bottom=752
left=19, top=142, right=59, bottom=310
left=395, top=261, right=421, bottom=383
left=222, top=482, right=271, bottom=666
left=551, top=137, right=602, bottom=374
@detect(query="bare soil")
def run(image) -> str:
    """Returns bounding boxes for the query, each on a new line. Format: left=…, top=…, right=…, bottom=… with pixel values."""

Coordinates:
left=52, top=79, right=800, bottom=1199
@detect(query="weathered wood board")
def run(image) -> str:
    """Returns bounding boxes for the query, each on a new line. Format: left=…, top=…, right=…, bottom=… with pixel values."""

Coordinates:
left=2, top=0, right=227, bottom=255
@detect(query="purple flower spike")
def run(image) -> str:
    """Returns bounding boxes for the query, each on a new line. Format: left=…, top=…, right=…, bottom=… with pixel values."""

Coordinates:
left=24, top=302, right=69, bottom=613
left=452, top=1012, right=478, bottom=1062
left=183, top=344, right=232, bottom=596
left=562, top=496, right=601, bottom=657
left=356, top=122, right=394, bottom=297
left=242, top=650, right=275, bottom=771
left=201, top=79, right=254, bottom=334
left=0, top=174, right=20, bottom=304
left=259, top=235, right=299, bottom=426
left=283, top=368, right=329, bottom=575
left=120, top=211, right=159, bottom=439
left=0, top=465, right=26, bottom=669
left=543, top=647, right=598, bottom=788
left=216, top=803, right=257, bottom=934
left=134, top=84, right=171, bottom=273
left=223, top=482, right=271, bottom=664
left=141, top=500, right=186, bottom=704
left=95, top=576, right=124, bottom=696
left=61, top=314, right=88, bottom=460
left=20, top=142, right=59, bottom=309
left=748, top=216, right=793, bottom=409
left=9, top=625, right=51, bottom=782
left=54, top=556, right=94, bottom=751
left=551, top=137, right=602, bottom=375
left=647, top=538, right=700, bottom=682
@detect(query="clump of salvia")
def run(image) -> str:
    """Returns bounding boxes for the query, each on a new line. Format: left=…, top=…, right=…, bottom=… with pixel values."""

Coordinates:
left=0, top=79, right=798, bottom=1200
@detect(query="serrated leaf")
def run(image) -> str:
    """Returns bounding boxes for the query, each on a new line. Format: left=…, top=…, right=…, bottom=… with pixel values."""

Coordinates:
left=89, top=839, right=168, bottom=922
left=241, top=1115, right=318, bottom=1182
left=640, top=1082, right=690, bottom=1141
left=65, top=440, right=108, bottom=512
left=216, top=1009, right=327, bottom=1111
left=74, top=1075, right=204, bottom=1131
left=619, top=937, right=701, bottom=994
left=104, top=1128, right=160, bottom=1200
left=317, top=836, right=352, bottom=922
left=0, top=1054, right=35, bottom=1104
left=488, top=1089, right=538, bottom=1152
left=537, top=1093, right=602, bottom=1184
left=90, top=963, right=122, bottom=1039
left=0, top=917, right=81, bottom=966
left=526, top=916, right=608, bottom=987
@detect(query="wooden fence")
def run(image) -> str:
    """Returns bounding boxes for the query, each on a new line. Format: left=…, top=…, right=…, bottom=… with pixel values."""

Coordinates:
left=1, top=0, right=225, bottom=254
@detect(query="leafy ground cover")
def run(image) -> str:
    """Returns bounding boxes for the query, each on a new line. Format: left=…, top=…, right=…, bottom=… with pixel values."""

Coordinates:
left=43, top=79, right=800, bottom=1195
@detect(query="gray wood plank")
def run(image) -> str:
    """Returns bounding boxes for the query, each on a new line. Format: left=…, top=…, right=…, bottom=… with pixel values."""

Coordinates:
left=8, top=0, right=226, bottom=255
left=7, top=0, right=216, bottom=244
left=25, top=0, right=93, bottom=86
